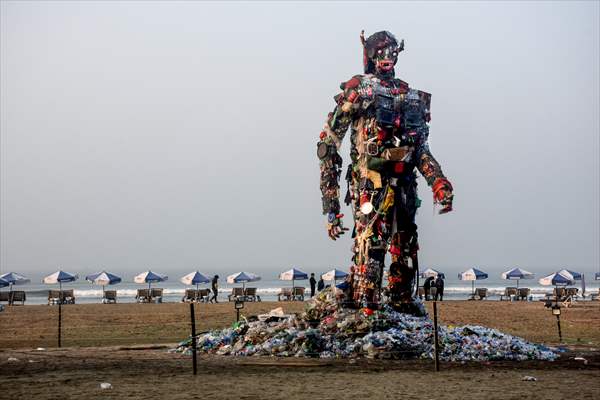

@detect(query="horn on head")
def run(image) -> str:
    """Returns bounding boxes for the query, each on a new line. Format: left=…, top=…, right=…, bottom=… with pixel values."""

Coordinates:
left=360, top=30, right=366, bottom=46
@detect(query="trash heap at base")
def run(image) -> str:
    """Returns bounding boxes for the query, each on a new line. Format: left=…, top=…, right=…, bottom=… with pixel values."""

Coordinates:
left=173, top=289, right=557, bottom=361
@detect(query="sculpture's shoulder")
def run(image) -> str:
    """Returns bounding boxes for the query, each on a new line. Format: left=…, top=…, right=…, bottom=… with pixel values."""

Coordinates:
left=339, top=74, right=368, bottom=91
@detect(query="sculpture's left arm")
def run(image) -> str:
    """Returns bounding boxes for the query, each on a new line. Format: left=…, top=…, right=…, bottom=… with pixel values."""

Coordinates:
left=412, top=93, right=454, bottom=214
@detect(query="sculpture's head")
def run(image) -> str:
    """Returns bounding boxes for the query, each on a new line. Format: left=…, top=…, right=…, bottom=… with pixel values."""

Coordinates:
left=361, top=30, right=404, bottom=75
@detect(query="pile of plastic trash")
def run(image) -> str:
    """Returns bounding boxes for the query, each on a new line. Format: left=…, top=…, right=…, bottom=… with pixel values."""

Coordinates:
left=173, top=289, right=556, bottom=361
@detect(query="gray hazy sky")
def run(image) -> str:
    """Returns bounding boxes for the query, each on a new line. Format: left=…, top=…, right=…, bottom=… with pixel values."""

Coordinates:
left=1, top=1, right=598, bottom=279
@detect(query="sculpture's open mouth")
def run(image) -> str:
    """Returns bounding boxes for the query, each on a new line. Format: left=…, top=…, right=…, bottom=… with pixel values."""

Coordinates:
left=377, top=59, right=395, bottom=71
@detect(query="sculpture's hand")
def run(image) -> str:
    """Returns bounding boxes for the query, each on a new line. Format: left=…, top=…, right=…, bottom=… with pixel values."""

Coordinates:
left=432, top=178, right=453, bottom=214
left=327, top=213, right=349, bottom=241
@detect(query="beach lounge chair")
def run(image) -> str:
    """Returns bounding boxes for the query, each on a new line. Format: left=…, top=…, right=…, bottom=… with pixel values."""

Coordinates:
left=150, top=288, right=164, bottom=303
left=277, top=288, right=292, bottom=301
left=244, top=288, right=261, bottom=302
left=474, top=288, right=488, bottom=300
left=9, top=291, right=26, bottom=305
left=517, top=288, right=531, bottom=301
left=417, top=287, right=425, bottom=300
left=591, top=288, right=600, bottom=301
left=182, top=289, right=197, bottom=303
left=61, top=289, right=75, bottom=304
left=136, top=289, right=151, bottom=303
left=228, top=287, right=244, bottom=302
left=0, top=292, right=9, bottom=304
left=197, top=289, right=210, bottom=302
left=48, top=290, right=61, bottom=305
left=292, top=287, right=305, bottom=301
left=500, top=287, right=517, bottom=301
left=103, top=290, right=117, bottom=304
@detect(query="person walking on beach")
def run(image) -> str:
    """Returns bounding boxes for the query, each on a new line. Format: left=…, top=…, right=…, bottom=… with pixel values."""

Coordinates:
left=309, top=273, right=317, bottom=298
left=317, top=276, right=325, bottom=292
left=210, top=275, right=219, bottom=303
left=434, top=275, right=444, bottom=301
left=423, top=276, right=434, bottom=301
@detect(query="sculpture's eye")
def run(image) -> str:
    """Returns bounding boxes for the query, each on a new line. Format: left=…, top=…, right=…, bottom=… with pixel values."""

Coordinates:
left=393, top=52, right=397, bottom=57
left=377, top=49, right=383, bottom=55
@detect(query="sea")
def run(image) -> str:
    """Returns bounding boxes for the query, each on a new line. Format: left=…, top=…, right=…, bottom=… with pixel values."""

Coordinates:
left=3, top=276, right=598, bottom=305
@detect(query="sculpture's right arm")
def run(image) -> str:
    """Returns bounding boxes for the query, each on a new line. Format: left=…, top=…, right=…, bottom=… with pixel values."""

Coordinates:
left=317, top=77, right=360, bottom=240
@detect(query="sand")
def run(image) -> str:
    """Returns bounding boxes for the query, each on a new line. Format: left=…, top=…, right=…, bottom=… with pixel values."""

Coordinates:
left=1, top=300, right=599, bottom=399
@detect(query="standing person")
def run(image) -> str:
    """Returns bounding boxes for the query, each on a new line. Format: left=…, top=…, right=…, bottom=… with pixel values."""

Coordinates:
left=210, top=275, right=219, bottom=303
left=434, top=275, right=444, bottom=301
left=309, top=273, right=317, bottom=297
left=423, top=276, right=434, bottom=301
left=317, top=276, right=325, bottom=292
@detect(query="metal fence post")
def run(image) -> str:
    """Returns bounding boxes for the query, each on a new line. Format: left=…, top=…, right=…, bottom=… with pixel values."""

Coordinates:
left=433, top=300, right=440, bottom=372
left=58, top=302, right=62, bottom=348
left=190, top=303, right=197, bottom=375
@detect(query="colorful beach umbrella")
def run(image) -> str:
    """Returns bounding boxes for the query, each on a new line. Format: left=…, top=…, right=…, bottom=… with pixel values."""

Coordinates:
left=321, top=269, right=349, bottom=282
left=180, top=271, right=211, bottom=290
left=279, top=268, right=308, bottom=295
left=501, top=268, right=534, bottom=289
left=458, top=268, right=488, bottom=295
left=134, top=270, right=168, bottom=289
left=420, top=268, right=445, bottom=279
left=86, top=271, right=122, bottom=289
left=539, top=272, right=574, bottom=287
left=227, top=271, right=261, bottom=292
left=43, top=270, right=78, bottom=290
left=0, top=272, right=30, bottom=291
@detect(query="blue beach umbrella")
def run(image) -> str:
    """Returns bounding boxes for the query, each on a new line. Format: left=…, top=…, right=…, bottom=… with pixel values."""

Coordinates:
left=85, top=271, right=122, bottom=296
left=420, top=268, right=445, bottom=279
left=539, top=272, right=574, bottom=287
left=458, top=268, right=489, bottom=295
left=180, top=271, right=211, bottom=290
left=321, top=268, right=349, bottom=285
left=134, top=270, right=168, bottom=289
left=0, top=278, right=9, bottom=288
left=501, top=267, right=534, bottom=289
left=0, top=272, right=30, bottom=292
left=43, top=270, right=79, bottom=291
left=279, top=268, right=308, bottom=293
left=227, top=271, right=261, bottom=292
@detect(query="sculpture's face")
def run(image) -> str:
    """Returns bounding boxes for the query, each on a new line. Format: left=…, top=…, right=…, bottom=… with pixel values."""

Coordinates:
left=374, top=45, right=399, bottom=73
left=363, top=31, right=402, bottom=75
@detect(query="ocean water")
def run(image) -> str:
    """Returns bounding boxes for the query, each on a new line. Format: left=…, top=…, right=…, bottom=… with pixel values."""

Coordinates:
left=2, top=277, right=598, bottom=305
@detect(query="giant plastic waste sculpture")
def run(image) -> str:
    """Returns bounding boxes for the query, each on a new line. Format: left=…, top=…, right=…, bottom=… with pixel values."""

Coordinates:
left=317, top=31, right=454, bottom=312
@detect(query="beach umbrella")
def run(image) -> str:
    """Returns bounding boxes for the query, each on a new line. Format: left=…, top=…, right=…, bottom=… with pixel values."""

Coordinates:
left=501, top=267, right=534, bottom=289
left=85, top=271, right=122, bottom=296
left=134, top=270, right=168, bottom=289
left=538, top=272, right=574, bottom=287
left=458, top=268, right=489, bottom=295
left=321, top=268, right=349, bottom=285
left=0, top=272, right=30, bottom=292
left=43, top=270, right=78, bottom=291
left=180, top=271, right=211, bottom=290
left=420, top=268, right=445, bottom=279
left=556, top=269, right=582, bottom=281
left=226, top=271, right=261, bottom=292
left=279, top=268, right=308, bottom=292
left=0, top=278, right=9, bottom=288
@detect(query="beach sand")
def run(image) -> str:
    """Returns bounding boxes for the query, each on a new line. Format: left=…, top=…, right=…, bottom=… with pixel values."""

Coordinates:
left=1, top=301, right=599, bottom=399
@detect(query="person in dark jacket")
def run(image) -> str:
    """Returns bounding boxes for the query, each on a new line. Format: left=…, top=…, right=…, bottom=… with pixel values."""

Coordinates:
left=423, top=276, right=434, bottom=301
left=210, top=275, right=219, bottom=303
left=309, top=273, right=317, bottom=297
left=434, top=275, right=444, bottom=301
left=317, top=276, right=325, bottom=292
